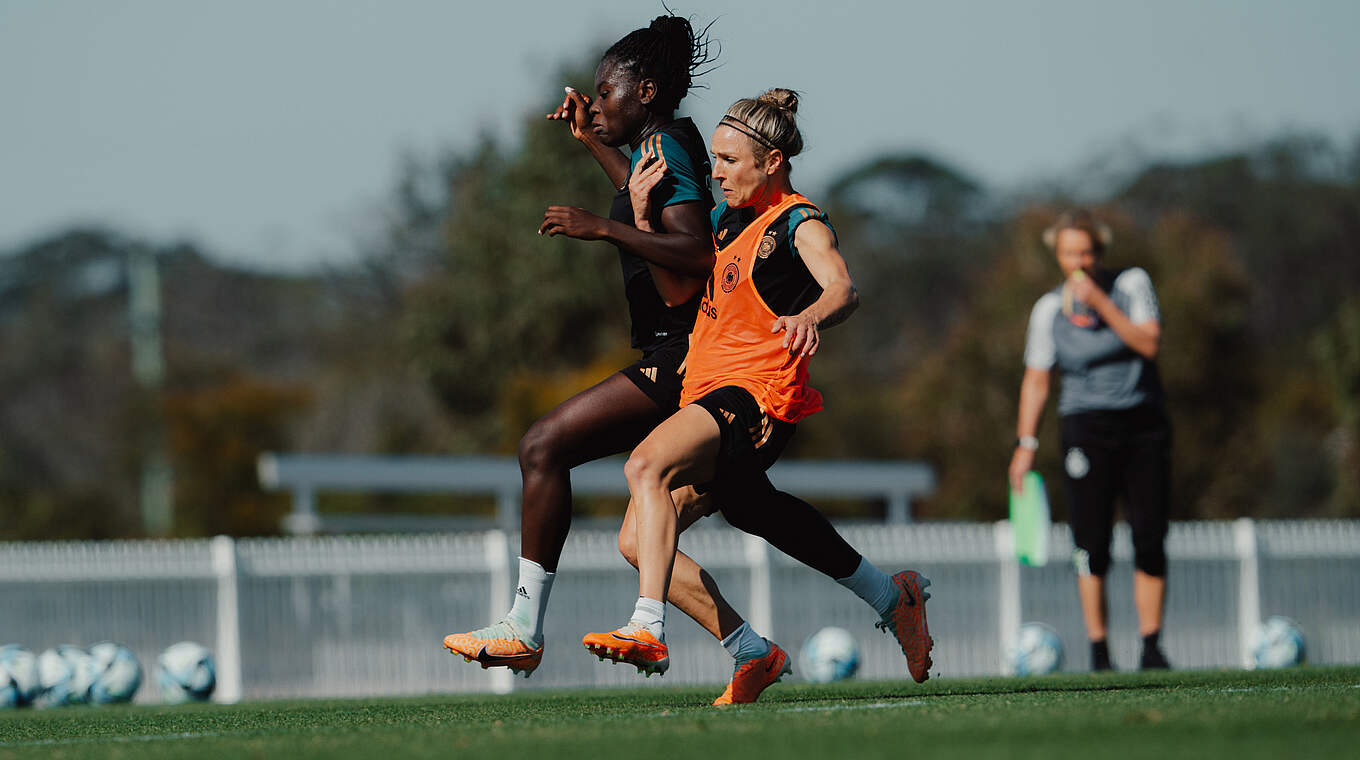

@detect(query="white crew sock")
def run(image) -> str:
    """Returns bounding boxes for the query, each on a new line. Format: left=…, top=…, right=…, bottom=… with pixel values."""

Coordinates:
left=721, top=621, right=772, bottom=662
left=506, top=557, right=555, bottom=644
left=837, top=556, right=898, bottom=619
left=629, top=596, right=666, bottom=640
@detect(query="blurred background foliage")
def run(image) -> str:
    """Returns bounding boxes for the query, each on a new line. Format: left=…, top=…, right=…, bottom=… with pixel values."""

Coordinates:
left=2, top=53, right=1357, bottom=537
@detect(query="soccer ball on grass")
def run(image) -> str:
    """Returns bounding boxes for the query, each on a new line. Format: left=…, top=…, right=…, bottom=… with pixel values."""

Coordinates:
left=1252, top=616, right=1305, bottom=669
left=156, top=641, right=216, bottom=703
left=88, top=642, right=143, bottom=704
left=1009, top=622, right=1064, bottom=676
left=799, top=626, right=861, bottom=683
left=0, top=645, right=40, bottom=708
left=36, top=646, right=95, bottom=708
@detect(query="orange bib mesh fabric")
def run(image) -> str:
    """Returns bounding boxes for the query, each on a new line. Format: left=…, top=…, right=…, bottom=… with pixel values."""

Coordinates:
left=680, top=193, right=824, bottom=423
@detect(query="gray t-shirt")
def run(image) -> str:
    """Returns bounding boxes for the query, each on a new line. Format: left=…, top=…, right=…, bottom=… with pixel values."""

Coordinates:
left=1024, top=267, right=1163, bottom=416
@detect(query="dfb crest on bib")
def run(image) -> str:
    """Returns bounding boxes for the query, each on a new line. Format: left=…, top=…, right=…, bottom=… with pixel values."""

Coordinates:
left=721, top=262, right=740, bottom=292
left=757, top=233, right=777, bottom=259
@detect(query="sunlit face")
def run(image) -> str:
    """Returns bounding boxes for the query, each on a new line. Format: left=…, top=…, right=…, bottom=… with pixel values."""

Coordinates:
left=1054, top=228, right=1099, bottom=278
left=710, top=125, right=778, bottom=208
left=589, top=61, right=649, bottom=148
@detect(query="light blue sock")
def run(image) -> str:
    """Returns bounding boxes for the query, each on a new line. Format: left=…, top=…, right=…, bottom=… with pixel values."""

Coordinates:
left=837, top=557, right=897, bottom=619
left=721, top=621, right=771, bottom=662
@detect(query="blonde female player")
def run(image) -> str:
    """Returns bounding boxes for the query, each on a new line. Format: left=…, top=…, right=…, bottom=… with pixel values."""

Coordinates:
left=582, top=90, right=934, bottom=702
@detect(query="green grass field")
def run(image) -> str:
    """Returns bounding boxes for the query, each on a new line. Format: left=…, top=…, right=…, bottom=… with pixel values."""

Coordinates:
left=2, top=667, right=1357, bottom=759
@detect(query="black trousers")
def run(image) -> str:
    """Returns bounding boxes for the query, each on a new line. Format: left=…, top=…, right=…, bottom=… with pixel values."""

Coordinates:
left=1060, top=405, right=1172, bottom=577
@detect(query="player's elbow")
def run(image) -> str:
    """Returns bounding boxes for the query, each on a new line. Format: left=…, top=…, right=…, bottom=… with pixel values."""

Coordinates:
left=1137, top=325, right=1162, bottom=360
left=688, top=249, right=716, bottom=278
left=843, top=283, right=860, bottom=315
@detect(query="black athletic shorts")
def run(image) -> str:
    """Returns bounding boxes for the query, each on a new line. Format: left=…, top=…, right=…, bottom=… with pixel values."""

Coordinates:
left=1060, top=404, right=1172, bottom=577
left=620, top=337, right=688, bottom=412
left=692, top=385, right=796, bottom=482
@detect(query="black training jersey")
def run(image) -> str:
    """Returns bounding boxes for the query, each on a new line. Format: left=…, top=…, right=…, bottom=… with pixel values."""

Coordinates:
left=607, top=117, right=713, bottom=351
left=710, top=200, right=834, bottom=317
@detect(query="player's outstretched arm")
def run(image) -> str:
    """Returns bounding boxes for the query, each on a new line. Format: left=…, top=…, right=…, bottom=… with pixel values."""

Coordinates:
left=546, top=87, right=631, bottom=189
left=770, top=219, right=858, bottom=357
left=536, top=198, right=711, bottom=306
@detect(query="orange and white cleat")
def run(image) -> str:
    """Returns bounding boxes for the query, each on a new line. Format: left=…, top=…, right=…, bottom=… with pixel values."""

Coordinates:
left=443, top=619, right=543, bottom=678
left=581, top=623, right=669, bottom=677
left=712, top=640, right=791, bottom=706
left=876, top=570, right=933, bottom=682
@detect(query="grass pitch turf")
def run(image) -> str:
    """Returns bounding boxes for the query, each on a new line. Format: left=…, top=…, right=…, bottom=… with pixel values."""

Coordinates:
left=1, top=667, right=1356, bottom=759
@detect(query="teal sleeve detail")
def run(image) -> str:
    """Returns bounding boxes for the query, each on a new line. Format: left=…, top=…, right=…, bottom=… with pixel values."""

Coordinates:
left=630, top=133, right=709, bottom=208
left=710, top=202, right=728, bottom=231
left=787, top=207, right=836, bottom=259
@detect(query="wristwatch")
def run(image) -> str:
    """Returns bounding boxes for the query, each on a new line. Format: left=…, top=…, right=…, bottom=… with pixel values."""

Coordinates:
left=1015, top=435, right=1039, bottom=451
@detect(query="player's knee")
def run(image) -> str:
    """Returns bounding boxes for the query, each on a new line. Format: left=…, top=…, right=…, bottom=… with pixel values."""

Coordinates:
left=517, top=419, right=563, bottom=474
left=616, top=527, right=639, bottom=569
left=1133, top=541, right=1167, bottom=577
left=623, top=449, right=664, bottom=490
left=711, top=479, right=776, bottom=535
left=1073, top=546, right=1111, bottom=577
left=718, top=502, right=759, bottom=535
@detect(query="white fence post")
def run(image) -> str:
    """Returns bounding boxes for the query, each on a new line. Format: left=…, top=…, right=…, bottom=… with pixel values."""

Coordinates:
left=744, top=534, right=774, bottom=641
left=211, top=535, right=243, bottom=703
left=1234, top=518, right=1261, bottom=669
left=994, top=521, right=1021, bottom=671
left=484, top=530, right=514, bottom=694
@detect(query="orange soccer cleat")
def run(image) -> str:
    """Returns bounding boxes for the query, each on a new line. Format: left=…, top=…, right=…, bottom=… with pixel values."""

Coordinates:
left=443, top=619, right=543, bottom=678
left=581, top=623, right=670, bottom=676
left=712, top=640, right=791, bottom=706
left=876, top=570, right=934, bottom=683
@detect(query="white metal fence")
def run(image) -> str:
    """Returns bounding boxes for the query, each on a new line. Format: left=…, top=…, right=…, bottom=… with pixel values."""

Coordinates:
left=2, top=519, right=1357, bottom=702
left=257, top=454, right=938, bottom=532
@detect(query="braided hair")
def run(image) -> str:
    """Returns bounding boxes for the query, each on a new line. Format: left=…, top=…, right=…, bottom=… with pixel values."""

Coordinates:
left=603, top=12, right=717, bottom=113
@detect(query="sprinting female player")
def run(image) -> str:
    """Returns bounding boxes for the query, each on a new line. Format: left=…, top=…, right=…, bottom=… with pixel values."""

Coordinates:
left=445, top=17, right=931, bottom=703
left=1009, top=209, right=1172, bottom=671
left=581, top=90, right=933, bottom=701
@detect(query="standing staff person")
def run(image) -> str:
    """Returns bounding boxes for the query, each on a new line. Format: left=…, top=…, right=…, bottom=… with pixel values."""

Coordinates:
left=1009, top=209, right=1172, bottom=671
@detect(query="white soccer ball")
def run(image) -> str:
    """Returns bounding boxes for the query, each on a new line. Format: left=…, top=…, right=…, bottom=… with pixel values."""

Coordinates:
left=1009, top=622, right=1064, bottom=676
left=1252, top=616, right=1306, bottom=669
left=0, top=645, right=40, bottom=708
left=156, top=642, right=216, bottom=703
left=36, top=646, right=95, bottom=708
left=87, top=642, right=142, bottom=704
left=799, top=626, right=861, bottom=683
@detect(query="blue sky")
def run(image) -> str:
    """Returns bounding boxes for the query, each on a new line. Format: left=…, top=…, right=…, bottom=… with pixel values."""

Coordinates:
left=2, top=0, right=1357, bottom=270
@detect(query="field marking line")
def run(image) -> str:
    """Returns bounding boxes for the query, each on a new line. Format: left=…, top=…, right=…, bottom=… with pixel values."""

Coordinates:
left=0, top=730, right=236, bottom=749
left=771, top=700, right=927, bottom=713
left=648, top=699, right=927, bottom=718
left=1209, top=684, right=1360, bottom=694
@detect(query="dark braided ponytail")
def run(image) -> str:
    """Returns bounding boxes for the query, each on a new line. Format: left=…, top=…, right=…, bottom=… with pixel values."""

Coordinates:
left=603, top=12, right=717, bottom=113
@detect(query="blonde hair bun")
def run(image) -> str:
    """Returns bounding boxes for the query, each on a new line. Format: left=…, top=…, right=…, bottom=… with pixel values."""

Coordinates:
left=756, top=88, right=799, bottom=114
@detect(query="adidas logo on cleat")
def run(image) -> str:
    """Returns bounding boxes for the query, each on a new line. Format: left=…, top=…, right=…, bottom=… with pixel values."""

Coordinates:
left=517, top=586, right=530, bottom=599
